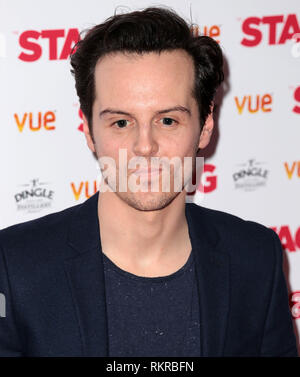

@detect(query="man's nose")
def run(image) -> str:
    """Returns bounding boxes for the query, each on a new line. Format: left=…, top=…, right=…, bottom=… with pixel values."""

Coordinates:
left=132, top=125, right=159, bottom=157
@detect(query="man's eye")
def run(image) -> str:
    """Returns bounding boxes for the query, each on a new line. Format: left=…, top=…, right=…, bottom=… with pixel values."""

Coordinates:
left=161, top=117, right=177, bottom=126
left=113, top=119, right=129, bottom=128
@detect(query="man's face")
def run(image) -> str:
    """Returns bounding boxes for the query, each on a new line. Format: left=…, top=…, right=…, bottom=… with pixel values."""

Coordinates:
left=83, top=49, right=213, bottom=211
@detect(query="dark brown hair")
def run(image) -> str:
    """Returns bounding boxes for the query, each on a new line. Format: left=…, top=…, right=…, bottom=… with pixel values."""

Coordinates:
left=70, top=6, right=224, bottom=138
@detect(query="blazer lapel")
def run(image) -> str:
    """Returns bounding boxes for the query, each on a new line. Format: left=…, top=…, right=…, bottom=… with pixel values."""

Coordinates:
left=185, top=203, right=230, bottom=357
left=63, top=191, right=230, bottom=357
left=64, top=191, right=109, bottom=356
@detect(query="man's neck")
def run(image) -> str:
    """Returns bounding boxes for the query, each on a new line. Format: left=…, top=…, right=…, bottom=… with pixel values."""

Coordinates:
left=97, top=191, right=192, bottom=277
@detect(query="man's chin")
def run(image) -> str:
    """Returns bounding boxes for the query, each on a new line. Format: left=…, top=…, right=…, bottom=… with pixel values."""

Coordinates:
left=116, top=190, right=180, bottom=212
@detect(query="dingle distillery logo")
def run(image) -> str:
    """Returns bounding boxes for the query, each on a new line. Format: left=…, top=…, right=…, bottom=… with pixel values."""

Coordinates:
left=233, top=159, right=269, bottom=191
left=14, top=178, right=55, bottom=214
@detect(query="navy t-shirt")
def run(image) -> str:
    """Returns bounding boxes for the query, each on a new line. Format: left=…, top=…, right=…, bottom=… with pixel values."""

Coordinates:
left=102, top=248, right=201, bottom=357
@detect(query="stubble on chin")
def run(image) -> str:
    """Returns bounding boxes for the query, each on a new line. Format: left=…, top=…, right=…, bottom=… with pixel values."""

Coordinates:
left=115, top=190, right=181, bottom=212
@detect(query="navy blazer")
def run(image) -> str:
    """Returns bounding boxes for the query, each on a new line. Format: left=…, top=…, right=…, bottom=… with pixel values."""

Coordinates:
left=0, top=191, right=298, bottom=357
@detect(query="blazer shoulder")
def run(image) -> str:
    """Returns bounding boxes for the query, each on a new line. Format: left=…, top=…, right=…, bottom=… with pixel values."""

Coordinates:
left=188, top=204, right=283, bottom=281
left=0, top=200, right=84, bottom=259
left=188, top=202, right=278, bottom=249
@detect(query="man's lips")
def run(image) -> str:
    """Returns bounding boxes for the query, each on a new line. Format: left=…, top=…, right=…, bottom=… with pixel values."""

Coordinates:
left=133, top=167, right=163, bottom=176
left=133, top=167, right=162, bottom=176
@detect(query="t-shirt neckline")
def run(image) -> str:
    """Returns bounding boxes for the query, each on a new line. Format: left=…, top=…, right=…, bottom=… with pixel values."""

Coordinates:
left=102, top=248, right=194, bottom=283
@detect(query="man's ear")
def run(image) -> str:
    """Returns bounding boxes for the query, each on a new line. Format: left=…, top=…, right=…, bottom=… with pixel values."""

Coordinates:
left=82, top=112, right=96, bottom=153
left=198, top=104, right=214, bottom=149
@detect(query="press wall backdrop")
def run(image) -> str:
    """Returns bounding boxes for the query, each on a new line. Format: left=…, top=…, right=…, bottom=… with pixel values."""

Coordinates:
left=1, top=0, right=300, bottom=345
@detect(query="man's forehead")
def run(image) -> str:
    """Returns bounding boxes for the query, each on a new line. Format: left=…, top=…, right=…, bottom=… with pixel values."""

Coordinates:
left=94, top=49, right=194, bottom=75
left=94, top=50, right=195, bottom=100
left=93, top=50, right=196, bottom=110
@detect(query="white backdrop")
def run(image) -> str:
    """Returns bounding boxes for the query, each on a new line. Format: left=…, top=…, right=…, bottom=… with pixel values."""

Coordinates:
left=1, top=0, right=300, bottom=348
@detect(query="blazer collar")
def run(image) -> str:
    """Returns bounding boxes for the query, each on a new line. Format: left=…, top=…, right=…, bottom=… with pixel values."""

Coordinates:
left=65, top=191, right=230, bottom=357
left=67, top=191, right=101, bottom=254
left=185, top=200, right=230, bottom=357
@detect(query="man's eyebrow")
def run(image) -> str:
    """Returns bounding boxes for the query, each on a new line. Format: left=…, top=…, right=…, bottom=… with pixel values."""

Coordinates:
left=99, top=106, right=191, bottom=118
left=156, top=106, right=191, bottom=116
left=99, top=109, right=132, bottom=118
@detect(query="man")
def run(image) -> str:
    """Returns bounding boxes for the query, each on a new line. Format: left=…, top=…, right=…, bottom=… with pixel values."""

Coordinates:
left=0, top=7, right=298, bottom=357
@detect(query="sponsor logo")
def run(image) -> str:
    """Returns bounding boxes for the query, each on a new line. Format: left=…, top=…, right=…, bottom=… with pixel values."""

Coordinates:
left=14, top=111, right=56, bottom=132
left=186, top=163, right=217, bottom=195
left=270, top=226, right=300, bottom=252
left=71, top=179, right=100, bottom=201
left=241, top=14, right=300, bottom=47
left=78, top=108, right=84, bottom=132
left=201, top=163, right=217, bottom=193
left=290, top=291, right=300, bottom=319
left=284, top=161, right=300, bottom=179
left=233, top=159, right=268, bottom=191
left=190, top=24, right=221, bottom=43
left=234, top=94, right=272, bottom=114
left=293, top=86, right=300, bottom=114
left=18, top=28, right=80, bottom=62
left=14, top=178, right=54, bottom=213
